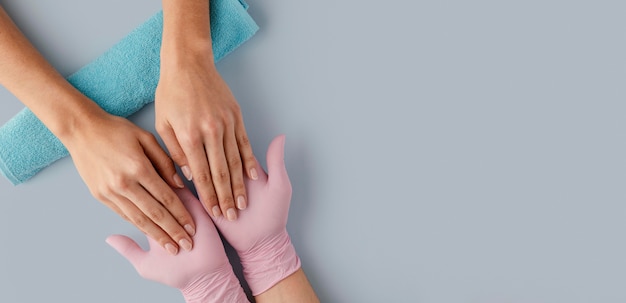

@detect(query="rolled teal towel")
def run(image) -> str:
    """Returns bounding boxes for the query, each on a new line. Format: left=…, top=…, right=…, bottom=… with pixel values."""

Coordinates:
left=0, top=0, right=258, bottom=185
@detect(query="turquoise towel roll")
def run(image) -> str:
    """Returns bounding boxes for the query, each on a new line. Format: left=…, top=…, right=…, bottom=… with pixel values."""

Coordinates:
left=0, top=0, right=258, bottom=185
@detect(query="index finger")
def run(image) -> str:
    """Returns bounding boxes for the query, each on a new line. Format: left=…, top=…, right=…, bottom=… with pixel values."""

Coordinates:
left=139, top=174, right=197, bottom=239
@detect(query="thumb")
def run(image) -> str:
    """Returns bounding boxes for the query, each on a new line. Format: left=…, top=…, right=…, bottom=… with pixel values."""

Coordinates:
left=266, top=135, right=288, bottom=185
left=106, top=235, right=146, bottom=267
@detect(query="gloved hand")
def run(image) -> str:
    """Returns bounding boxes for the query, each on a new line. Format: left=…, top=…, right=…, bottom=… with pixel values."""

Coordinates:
left=106, top=187, right=248, bottom=303
left=212, top=135, right=301, bottom=296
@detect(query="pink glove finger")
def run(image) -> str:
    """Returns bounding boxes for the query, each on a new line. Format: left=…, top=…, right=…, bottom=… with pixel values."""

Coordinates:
left=213, top=135, right=300, bottom=296
left=266, top=135, right=288, bottom=186
left=105, top=235, right=146, bottom=269
left=106, top=187, right=249, bottom=302
left=175, top=187, right=213, bottom=229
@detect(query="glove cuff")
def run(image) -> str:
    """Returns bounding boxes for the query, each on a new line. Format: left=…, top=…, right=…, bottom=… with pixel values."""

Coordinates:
left=181, top=263, right=249, bottom=303
left=239, top=230, right=302, bottom=296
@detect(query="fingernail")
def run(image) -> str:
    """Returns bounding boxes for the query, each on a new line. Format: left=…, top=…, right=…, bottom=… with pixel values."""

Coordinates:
left=179, top=239, right=192, bottom=251
left=165, top=243, right=178, bottom=256
left=212, top=205, right=222, bottom=217
left=226, top=208, right=237, bottom=221
left=250, top=168, right=258, bottom=180
left=236, top=196, right=247, bottom=210
left=173, top=174, right=185, bottom=188
left=184, top=224, right=196, bottom=236
left=181, top=166, right=192, bottom=181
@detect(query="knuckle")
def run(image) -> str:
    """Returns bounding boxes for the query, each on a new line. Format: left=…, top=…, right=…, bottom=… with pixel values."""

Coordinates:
left=169, top=151, right=186, bottom=164
left=147, top=207, right=165, bottom=221
left=204, top=193, right=219, bottom=207
left=142, top=131, right=157, bottom=142
left=176, top=214, right=191, bottom=224
left=112, top=176, right=131, bottom=191
left=155, top=123, right=168, bottom=135
left=221, top=196, right=235, bottom=208
left=245, top=157, right=257, bottom=168
left=201, top=120, right=222, bottom=136
left=217, top=170, right=229, bottom=182
left=238, top=134, right=250, bottom=147
left=126, top=161, right=145, bottom=178
left=227, top=156, right=242, bottom=169
left=196, top=171, right=212, bottom=183
left=131, top=214, right=148, bottom=227
left=158, top=157, right=176, bottom=172
left=232, top=182, right=245, bottom=193
left=179, top=133, right=202, bottom=148
left=159, top=193, right=177, bottom=208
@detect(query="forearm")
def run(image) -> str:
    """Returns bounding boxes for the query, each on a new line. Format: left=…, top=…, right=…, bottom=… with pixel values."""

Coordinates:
left=161, top=0, right=214, bottom=68
left=0, top=6, right=105, bottom=142
left=254, top=268, right=320, bottom=303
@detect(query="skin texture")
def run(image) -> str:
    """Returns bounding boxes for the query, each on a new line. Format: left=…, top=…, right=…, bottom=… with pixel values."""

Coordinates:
left=107, top=136, right=319, bottom=303
left=158, top=0, right=257, bottom=222
left=0, top=5, right=194, bottom=254
left=213, top=135, right=320, bottom=302
left=0, top=1, right=256, bottom=254
left=106, top=188, right=248, bottom=303
left=255, top=268, right=320, bottom=303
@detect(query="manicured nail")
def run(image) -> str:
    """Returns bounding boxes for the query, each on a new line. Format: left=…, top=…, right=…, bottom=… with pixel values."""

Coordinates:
left=179, top=239, right=192, bottom=251
left=212, top=205, right=222, bottom=217
left=181, top=166, right=192, bottom=181
left=226, top=208, right=237, bottom=221
left=250, top=168, right=258, bottom=180
left=173, top=174, right=185, bottom=188
left=184, top=224, right=195, bottom=236
left=236, top=196, right=247, bottom=210
left=165, top=243, right=178, bottom=256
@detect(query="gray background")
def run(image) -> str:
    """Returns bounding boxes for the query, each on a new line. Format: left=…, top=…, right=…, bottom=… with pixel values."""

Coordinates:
left=0, top=0, right=625, bottom=302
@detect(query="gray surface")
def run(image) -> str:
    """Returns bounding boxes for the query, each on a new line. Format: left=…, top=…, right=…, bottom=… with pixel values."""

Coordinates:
left=1, top=0, right=625, bottom=302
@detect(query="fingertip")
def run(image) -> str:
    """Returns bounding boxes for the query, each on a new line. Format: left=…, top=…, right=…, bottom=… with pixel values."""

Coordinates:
left=249, top=167, right=259, bottom=180
left=105, top=234, right=123, bottom=247
left=105, top=234, right=138, bottom=257
left=276, top=134, right=286, bottom=147
left=212, top=205, right=222, bottom=218
left=181, top=165, right=192, bottom=181
left=165, top=243, right=179, bottom=256
left=173, top=173, right=185, bottom=188
left=267, top=134, right=287, bottom=177
left=226, top=208, right=237, bottom=221
left=236, top=195, right=247, bottom=210
left=184, top=224, right=196, bottom=237
left=270, top=135, right=286, bottom=158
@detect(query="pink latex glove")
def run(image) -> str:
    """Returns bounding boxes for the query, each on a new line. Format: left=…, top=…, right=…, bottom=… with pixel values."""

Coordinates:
left=106, top=188, right=248, bottom=303
left=212, top=135, right=301, bottom=296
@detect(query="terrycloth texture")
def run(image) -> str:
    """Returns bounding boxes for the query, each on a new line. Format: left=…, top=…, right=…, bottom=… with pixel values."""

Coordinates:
left=0, top=0, right=258, bottom=185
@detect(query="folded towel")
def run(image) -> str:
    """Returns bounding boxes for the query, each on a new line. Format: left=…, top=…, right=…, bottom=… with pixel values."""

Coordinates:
left=0, top=0, right=258, bottom=185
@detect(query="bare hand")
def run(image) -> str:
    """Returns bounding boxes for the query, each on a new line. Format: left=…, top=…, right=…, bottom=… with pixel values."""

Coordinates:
left=65, top=113, right=195, bottom=255
left=155, top=57, right=257, bottom=221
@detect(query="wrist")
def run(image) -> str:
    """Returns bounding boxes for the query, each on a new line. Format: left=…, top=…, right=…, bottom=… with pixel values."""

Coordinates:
left=45, top=95, right=109, bottom=147
left=160, top=37, right=214, bottom=66
left=161, top=0, right=214, bottom=67
left=239, top=231, right=302, bottom=296
left=56, top=106, right=111, bottom=151
left=159, top=48, right=216, bottom=81
left=181, top=263, right=249, bottom=303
